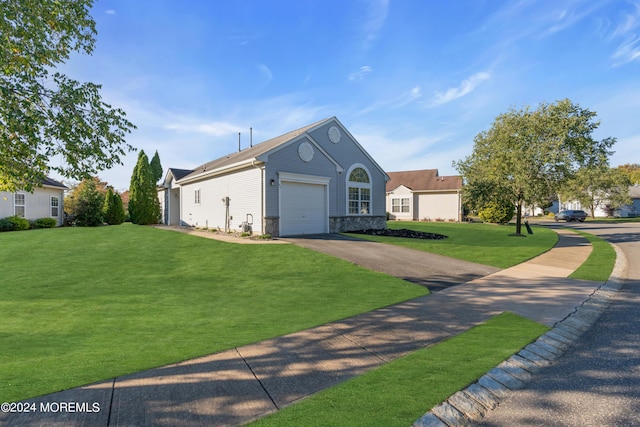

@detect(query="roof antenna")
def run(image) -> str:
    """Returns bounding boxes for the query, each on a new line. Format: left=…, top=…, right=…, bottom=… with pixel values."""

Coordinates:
left=250, top=127, right=253, bottom=148
left=238, top=132, right=241, bottom=152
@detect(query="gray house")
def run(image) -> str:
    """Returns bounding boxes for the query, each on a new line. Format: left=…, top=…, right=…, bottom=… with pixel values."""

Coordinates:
left=158, top=117, right=389, bottom=236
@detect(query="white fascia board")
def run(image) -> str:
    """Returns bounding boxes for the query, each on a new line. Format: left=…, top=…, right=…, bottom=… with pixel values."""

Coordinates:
left=176, top=159, right=263, bottom=185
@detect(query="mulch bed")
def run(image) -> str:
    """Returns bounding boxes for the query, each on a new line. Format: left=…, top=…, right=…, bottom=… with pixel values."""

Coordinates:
left=350, top=228, right=448, bottom=240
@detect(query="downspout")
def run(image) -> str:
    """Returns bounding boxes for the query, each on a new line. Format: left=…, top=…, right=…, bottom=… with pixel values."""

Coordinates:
left=252, top=160, right=264, bottom=234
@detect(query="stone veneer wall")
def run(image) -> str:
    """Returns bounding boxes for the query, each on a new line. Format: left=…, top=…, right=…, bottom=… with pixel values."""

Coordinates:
left=264, top=217, right=279, bottom=237
left=264, top=216, right=386, bottom=236
left=329, top=216, right=387, bottom=233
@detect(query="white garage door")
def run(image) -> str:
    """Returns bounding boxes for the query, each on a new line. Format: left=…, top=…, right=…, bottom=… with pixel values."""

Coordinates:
left=280, top=181, right=328, bottom=236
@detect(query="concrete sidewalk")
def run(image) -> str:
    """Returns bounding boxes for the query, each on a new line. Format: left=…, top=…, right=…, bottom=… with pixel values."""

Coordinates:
left=1, top=230, right=598, bottom=427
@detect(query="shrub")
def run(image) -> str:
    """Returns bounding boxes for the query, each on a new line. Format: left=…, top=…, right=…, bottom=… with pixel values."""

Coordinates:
left=33, top=218, right=57, bottom=228
left=478, top=201, right=514, bottom=224
left=0, top=216, right=30, bottom=231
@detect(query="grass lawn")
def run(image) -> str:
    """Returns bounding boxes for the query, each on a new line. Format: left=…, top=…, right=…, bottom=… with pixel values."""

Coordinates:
left=251, top=312, right=549, bottom=427
left=0, top=224, right=428, bottom=402
left=569, top=230, right=617, bottom=282
left=345, top=221, right=559, bottom=268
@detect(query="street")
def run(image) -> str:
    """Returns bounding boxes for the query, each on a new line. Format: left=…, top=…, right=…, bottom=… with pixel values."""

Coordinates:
left=478, top=221, right=640, bottom=426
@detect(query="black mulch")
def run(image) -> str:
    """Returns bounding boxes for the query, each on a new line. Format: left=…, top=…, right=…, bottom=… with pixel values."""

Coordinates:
left=350, top=228, right=448, bottom=240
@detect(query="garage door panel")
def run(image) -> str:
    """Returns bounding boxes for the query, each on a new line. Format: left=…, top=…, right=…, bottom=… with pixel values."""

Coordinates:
left=280, top=182, right=327, bottom=236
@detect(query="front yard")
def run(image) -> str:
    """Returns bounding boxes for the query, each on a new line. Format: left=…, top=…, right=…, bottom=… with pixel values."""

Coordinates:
left=0, top=224, right=427, bottom=402
left=347, top=221, right=559, bottom=268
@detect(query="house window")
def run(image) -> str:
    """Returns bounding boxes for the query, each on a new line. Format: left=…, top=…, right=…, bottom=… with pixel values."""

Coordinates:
left=392, top=198, right=410, bottom=213
left=51, top=196, right=59, bottom=217
left=14, top=193, right=25, bottom=217
left=194, top=189, right=201, bottom=205
left=347, top=165, right=371, bottom=215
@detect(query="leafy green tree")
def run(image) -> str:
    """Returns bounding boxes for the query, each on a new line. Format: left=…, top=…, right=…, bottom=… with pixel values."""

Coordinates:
left=0, top=0, right=136, bottom=193
left=103, top=187, right=125, bottom=225
left=129, top=150, right=160, bottom=225
left=150, top=150, right=163, bottom=183
left=478, top=200, right=515, bottom=224
left=64, top=176, right=108, bottom=222
left=455, top=99, right=616, bottom=235
left=560, top=166, right=632, bottom=218
left=74, top=178, right=103, bottom=226
left=617, top=163, right=640, bottom=185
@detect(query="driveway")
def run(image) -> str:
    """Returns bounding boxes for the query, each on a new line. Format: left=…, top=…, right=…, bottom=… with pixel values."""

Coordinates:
left=283, top=234, right=500, bottom=292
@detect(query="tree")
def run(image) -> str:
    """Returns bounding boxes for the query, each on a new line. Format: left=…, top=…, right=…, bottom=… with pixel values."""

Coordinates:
left=103, top=187, right=125, bottom=225
left=617, top=163, right=640, bottom=185
left=73, top=177, right=103, bottom=226
left=455, top=99, right=616, bottom=235
left=560, top=166, right=632, bottom=218
left=128, top=150, right=160, bottom=225
left=64, top=176, right=108, bottom=222
left=0, top=0, right=136, bottom=193
left=150, top=150, right=163, bottom=183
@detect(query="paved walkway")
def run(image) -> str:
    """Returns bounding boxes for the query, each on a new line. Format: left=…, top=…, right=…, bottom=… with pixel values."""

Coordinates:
left=1, top=229, right=598, bottom=427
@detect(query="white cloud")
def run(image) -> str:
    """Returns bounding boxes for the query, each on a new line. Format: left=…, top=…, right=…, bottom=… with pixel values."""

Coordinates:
left=165, top=121, right=244, bottom=137
left=257, top=64, right=273, bottom=89
left=609, top=1, right=640, bottom=66
left=428, top=72, right=491, bottom=107
left=105, top=9, right=116, bottom=15
left=348, top=66, right=373, bottom=81
left=361, top=0, right=389, bottom=49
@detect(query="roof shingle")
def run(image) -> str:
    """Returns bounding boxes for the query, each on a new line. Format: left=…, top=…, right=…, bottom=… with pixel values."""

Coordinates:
left=386, top=169, right=462, bottom=192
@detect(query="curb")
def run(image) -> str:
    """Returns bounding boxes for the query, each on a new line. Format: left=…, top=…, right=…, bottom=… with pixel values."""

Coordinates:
left=412, top=244, right=628, bottom=427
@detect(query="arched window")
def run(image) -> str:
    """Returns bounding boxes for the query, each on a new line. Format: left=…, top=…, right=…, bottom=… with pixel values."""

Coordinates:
left=347, top=165, right=371, bottom=215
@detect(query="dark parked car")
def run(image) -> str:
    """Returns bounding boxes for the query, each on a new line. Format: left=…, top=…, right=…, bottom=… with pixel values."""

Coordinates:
left=554, top=209, right=587, bottom=222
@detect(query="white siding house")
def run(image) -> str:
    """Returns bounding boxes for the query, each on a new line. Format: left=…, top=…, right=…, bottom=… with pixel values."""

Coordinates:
left=158, top=117, right=389, bottom=236
left=0, top=178, right=67, bottom=226
left=386, top=169, right=463, bottom=222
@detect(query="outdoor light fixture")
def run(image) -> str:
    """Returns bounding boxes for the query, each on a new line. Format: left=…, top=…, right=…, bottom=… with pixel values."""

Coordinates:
left=270, top=179, right=275, bottom=186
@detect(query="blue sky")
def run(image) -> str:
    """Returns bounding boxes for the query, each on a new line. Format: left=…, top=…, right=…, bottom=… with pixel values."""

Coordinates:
left=57, top=0, right=640, bottom=191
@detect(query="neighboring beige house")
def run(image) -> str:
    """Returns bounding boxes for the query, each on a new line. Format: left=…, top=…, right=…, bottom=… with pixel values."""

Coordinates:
left=386, top=169, right=463, bottom=222
left=0, top=177, right=67, bottom=226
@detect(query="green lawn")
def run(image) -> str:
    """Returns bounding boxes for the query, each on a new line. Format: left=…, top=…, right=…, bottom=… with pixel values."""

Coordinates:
left=569, top=230, right=617, bottom=281
left=0, top=224, right=428, bottom=402
left=252, top=312, right=549, bottom=427
left=345, top=221, right=559, bottom=268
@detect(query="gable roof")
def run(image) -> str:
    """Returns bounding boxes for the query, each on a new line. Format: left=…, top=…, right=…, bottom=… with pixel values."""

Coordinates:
left=168, top=168, right=193, bottom=181
left=386, top=169, right=463, bottom=192
left=630, top=184, right=640, bottom=199
left=42, top=177, right=68, bottom=189
left=175, top=117, right=388, bottom=184
left=177, top=118, right=330, bottom=184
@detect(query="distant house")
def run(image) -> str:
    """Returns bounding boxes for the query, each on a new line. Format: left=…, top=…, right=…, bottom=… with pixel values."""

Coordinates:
left=0, top=177, right=67, bottom=226
left=559, top=184, right=640, bottom=218
left=386, top=169, right=463, bottom=222
left=613, top=184, right=640, bottom=217
left=158, top=117, right=389, bottom=236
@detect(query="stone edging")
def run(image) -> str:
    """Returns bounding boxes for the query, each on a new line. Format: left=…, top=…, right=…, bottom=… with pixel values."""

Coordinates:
left=412, top=244, right=628, bottom=427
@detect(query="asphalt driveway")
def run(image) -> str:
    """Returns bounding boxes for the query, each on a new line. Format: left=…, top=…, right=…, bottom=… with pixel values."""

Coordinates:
left=283, top=234, right=500, bottom=292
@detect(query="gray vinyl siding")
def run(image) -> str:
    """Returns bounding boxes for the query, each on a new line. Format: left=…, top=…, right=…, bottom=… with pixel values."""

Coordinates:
left=307, top=122, right=387, bottom=216
left=180, top=167, right=263, bottom=233
left=264, top=136, right=340, bottom=217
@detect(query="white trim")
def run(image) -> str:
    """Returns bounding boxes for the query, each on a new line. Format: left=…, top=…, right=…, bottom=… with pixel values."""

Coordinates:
left=14, top=192, right=25, bottom=217
left=50, top=196, right=60, bottom=218
left=345, top=163, right=372, bottom=216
